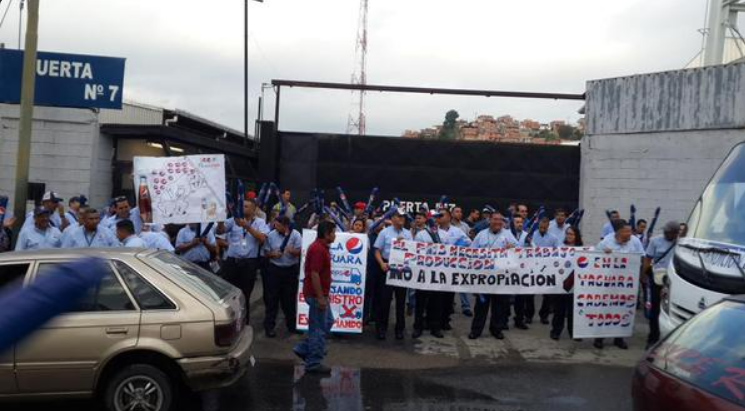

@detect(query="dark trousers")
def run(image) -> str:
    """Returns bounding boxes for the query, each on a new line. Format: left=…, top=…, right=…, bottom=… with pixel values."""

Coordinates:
left=470, top=295, right=509, bottom=336
left=526, top=295, right=553, bottom=320
left=440, top=292, right=456, bottom=328
left=540, top=295, right=553, bottom=319
left=648, top=278, right=662, bottom=345
left=377, top=283, right=406, bottom=333
left=513, top=295, right=529, bottom=324
left=413, top=290, right=443, bottom=333
left=222, top=257, right=259, bottom=324
left=551, top=294, right=574, bottom=337
left=263, top=263, right=300, bottom=332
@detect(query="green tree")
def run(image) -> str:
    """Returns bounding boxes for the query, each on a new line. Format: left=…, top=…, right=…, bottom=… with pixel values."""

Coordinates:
left=572, top=128, right=584, bottom=140
left=557, top=124, right=575, bottom=140
left=438, top=109, right=460, bottom=140
left=538, top=129, right=559, bottom=141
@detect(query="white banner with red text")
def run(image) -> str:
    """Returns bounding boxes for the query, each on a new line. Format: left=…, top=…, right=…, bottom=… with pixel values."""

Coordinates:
left=573, top=253, right=641, bottom=339
left=296, top=230, right=369, bottom=334
left=387, top=240, right=642, bottom=338
left=387, top=240, right=597, bottom=294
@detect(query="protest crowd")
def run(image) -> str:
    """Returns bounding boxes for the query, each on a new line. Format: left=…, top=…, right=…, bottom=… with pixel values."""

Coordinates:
left=0, top=183, right=688, bottom=372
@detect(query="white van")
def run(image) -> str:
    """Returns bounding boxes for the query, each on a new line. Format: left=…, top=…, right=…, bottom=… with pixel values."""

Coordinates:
left=659, top=142, right=745, bottom=336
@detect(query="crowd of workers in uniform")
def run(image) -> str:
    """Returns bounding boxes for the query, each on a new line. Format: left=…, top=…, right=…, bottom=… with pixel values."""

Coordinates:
left=0, top=187, right=688, bottom=353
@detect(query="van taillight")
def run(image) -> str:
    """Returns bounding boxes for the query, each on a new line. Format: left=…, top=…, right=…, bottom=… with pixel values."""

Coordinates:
left=215, top=320, right=240, bottom=347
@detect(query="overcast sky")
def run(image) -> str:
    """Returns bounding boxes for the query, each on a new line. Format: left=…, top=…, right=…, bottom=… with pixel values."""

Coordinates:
left=0, top=0, right=714, bottom=135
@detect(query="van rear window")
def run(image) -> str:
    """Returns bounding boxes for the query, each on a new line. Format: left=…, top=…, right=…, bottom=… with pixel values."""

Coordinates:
left=149, top=252, right=234, bottom=302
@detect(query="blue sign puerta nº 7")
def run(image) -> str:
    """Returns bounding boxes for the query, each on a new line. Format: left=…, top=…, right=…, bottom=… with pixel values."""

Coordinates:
left=0, top=49, right=125, bottom=109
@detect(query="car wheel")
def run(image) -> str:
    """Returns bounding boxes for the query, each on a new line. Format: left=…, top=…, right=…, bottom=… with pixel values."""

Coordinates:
left=104, top=364, right=174, bottom=411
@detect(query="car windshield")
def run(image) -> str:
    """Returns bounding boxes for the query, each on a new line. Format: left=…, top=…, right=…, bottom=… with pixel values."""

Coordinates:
left=148, top=252, right=234, bottom=302
left=689, top=143, right=745, bottom=246
left=650, top=300, right=745, bottom=405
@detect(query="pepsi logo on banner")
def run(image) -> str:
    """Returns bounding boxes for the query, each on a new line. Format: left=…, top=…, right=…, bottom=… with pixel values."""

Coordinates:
left=577, top=256, right=589, bottom=268
left=346, top=238, right=364, bottom=255
left=332, top=241, right=363, bottom=265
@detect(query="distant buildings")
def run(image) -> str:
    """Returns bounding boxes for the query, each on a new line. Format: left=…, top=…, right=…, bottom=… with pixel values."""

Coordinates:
left=403, top=114, right=584, bottom=145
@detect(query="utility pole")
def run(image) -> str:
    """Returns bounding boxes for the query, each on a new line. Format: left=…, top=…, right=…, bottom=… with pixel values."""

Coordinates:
left=18, top=0, right=24, bottom=49
left=12, top=0, right=38, bottom=231
left=244, top=0, right=249, bottom=147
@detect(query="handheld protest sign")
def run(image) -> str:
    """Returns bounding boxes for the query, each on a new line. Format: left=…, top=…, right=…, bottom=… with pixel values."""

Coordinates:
left=296, top=230, right=369, bottom=333
left=336, top=186, right=353, bottom=214
left=236, top=180, right=245, bottom=219
left=573, top=250, right=642, bottom=339
left=646, top=207, right=662, bottom=238
left=364, top=187, right=379, bottom=216
left=256, top=182, right=269, bottom=208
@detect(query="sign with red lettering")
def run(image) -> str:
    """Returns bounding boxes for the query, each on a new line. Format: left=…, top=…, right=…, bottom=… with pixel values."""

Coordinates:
left=387, top=240, right=595, bottom=294
left=296, top=230, right=368, bottom=333
left=573, top=251, right=642, bottom=339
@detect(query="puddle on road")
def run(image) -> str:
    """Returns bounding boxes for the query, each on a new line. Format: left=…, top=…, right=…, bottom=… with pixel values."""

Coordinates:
left=206, top=360, right=508, bottom=411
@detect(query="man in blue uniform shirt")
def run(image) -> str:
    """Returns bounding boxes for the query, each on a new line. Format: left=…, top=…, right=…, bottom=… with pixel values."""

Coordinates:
left=23, top=191, right=70, bottom=231
left=642, top=220, right=679, bottom=349
left=468, top=212, right=518, bottom=340
left=527, top=216, right=561, bottom=325
left=374, top=209, right=413, bottom=340
left=548, top=208, right=569, bottom=244
left=601, top=210, right=621, bottom=239
left=594, top=219, right=645, bottom=350
left=435, top=208, right=471, bottom=331
left=61, top=208, right=119, bottom=248
left=176, top=223, right=217, bottom=269
left=103, top=196, right=144, bottom=235
left=64, top=195, right=86, bottom=231
left=16, top=207, right=62, bottom=251
left=217, top=199, right=269, bottom=324
left=412, top=219, right=448, bottom=339
left=262, top=215, right=302, bottom=338
left=117, top=220, right=147, bottom=248
left=140, top=224, right=175, bottom=252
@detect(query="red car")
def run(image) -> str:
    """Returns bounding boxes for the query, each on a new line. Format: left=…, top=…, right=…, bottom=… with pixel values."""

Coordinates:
left=632, top=296, right=745, bottom=411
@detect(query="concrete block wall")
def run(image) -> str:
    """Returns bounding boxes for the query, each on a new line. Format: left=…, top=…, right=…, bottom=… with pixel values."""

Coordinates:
left=579, top=130, right=745, bottom=242
left=0, top=104, right=111, bottom=212
left=580, top=62, right=745, bottom=242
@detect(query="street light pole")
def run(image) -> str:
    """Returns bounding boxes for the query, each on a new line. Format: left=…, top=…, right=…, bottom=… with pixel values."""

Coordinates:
left=12, top=0, right=38, bottom=232
left=244, top=0, right=248, bottom=147
left=244, top=0, right=263, bottom=148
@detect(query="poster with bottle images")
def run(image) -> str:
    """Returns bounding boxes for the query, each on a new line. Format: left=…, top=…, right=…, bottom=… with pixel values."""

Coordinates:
left=132, top=155, right=226, bottom=225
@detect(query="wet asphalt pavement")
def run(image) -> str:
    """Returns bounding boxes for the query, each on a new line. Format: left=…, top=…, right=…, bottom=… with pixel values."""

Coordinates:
left=4, top=360, right=634, bottom=411
left=3, top=291, right=640, bottom=410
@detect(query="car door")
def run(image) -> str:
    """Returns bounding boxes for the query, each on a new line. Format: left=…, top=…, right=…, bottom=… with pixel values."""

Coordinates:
left=0, top=262, right=31, bottom=395
left=14, top=260, right=141, bottom=394
left=642, top=300, right=745, bottom=411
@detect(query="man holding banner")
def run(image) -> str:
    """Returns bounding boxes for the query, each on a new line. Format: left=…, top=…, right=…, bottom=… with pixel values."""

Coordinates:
left=374, top=209, right=413, bottom=340
left=468, top=212, right=518, bottom=340
left=527, top=217, right=561, bottom=326
left=412, top=219, right=447, bottom=339
left=435, top=209, right=472, bottom=331
left=593, top=219, right=645, bottom=350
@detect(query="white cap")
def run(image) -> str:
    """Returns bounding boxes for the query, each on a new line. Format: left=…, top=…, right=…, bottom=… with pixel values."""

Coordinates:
left=42, top=191, right=63, bottom=203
